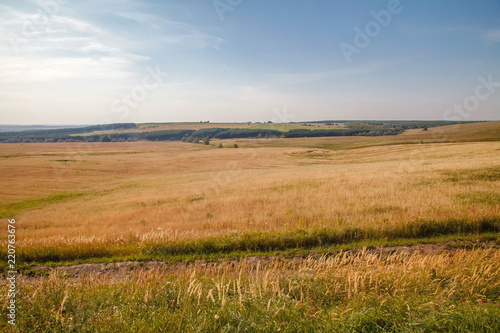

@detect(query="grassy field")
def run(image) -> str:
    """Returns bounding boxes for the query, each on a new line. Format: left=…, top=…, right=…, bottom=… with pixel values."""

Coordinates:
left=212, top=121, right=500, bottom=150
left=71, top=122, right=253, bottom=136
left=70, top=121, right=346, bottom=137
left=1, top=121, right=499, bottom=331
left=248, top=122, right=346, bottom=131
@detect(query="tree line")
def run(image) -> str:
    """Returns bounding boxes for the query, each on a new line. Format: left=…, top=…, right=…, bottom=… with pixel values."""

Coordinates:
left=0, top=121, right=478, bottom=143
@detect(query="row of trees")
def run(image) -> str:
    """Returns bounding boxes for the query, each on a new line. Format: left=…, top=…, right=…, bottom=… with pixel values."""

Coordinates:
left=0, top=121, right=478, bottom=143
left=283, top=128, right=370, bottom=138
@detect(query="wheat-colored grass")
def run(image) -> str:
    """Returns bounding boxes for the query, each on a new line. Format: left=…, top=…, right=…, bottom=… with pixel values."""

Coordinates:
left=0, top=123, right=498, bottom=252
left=0, top=122, right=499, bottom=331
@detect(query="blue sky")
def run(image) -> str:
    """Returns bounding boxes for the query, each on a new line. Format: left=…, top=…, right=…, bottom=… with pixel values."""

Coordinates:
left=0, top=0, right=499, bottom=124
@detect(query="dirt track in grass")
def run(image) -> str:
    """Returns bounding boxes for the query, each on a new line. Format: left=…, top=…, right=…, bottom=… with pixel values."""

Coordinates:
left=23, top=241, right=499, bottom=280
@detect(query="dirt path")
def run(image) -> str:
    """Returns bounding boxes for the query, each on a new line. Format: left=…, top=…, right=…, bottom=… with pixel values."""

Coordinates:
left=21, top=242, right=495, bottom=280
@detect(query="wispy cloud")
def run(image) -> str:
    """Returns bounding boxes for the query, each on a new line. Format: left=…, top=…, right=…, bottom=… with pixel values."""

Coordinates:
left=116, top=11, right=224, bottom=49
left=0, top=5, right=103, bottom=43
left=0, top=5, right=149, bottom=82
left=275, top=62, right=389, bottom=84
left=257, top=59, right=407, bottom=93
left=401, top=25, right=500, bottom=46
left=482, top=29, right=500, bottom=45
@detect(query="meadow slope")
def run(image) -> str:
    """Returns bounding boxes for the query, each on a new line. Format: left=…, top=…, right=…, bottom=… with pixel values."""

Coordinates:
left=0, top=122, right=498, bottom=262
left=0, top=121, right=499, bottom=332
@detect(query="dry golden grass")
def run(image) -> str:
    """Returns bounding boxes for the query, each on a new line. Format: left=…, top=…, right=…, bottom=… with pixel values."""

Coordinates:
left=1, top=122, right=499, bottom=331
left=0, top=122, right=498, bottom=253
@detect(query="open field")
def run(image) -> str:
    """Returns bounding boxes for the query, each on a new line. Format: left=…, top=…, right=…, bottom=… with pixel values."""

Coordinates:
left=71, top=122, right=253, bottom=136
left=139, top=122, right=347, bottom=131
left=248, top=122, right=346, bottom=131
left=69, top=122, right=346, bottom=137
left=1, top=122, right=499, bottom=331
left=68, top=121, right=342, bottom=137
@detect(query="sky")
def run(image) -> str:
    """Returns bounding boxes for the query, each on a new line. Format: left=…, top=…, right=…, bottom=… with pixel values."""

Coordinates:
left=0, top=0, right=499, bottom=125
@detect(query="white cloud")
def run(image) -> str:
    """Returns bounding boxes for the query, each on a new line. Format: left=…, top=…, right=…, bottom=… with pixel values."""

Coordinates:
left=0, top=56, right=136, bottom=83
left=0, top=5, right=149, bottom=83
left=116, top=12, right=194, bottom=33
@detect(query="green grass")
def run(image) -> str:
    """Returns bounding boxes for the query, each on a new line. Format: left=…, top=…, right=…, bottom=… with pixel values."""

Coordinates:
left=146, top=217, right=500, bottom=257
left=2, top=248, right=500, bottom=332
left=457, top=192, right=500, bottom=205
left=186, top=196, right=205, bottom=203
left=365, top=205, right=404, bottom=214
left=248, top=123, right=325, bottom=131
left=11, top=233, right=499, bottom=276
left=443, top=167, right=500, bottom=183
left=5, top=216, right=498, bottom=266
left=3, top=290, right=499, bottom=332
left=0, top=184, right=145, bottom=219
left=0, top=151, right=144, bottom=159
left=0, top=192, right=85, bottom=218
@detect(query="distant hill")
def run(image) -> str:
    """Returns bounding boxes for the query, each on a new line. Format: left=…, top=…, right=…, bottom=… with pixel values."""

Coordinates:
left=0, top=125, right=88, bottom=132
left=0, top=121, right=486, bottom=143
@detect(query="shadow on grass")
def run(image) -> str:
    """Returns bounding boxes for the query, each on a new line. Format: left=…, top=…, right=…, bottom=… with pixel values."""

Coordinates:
left=147, top=217, right=500, bottom=256
left=5, top=216, right=498, bottom=265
